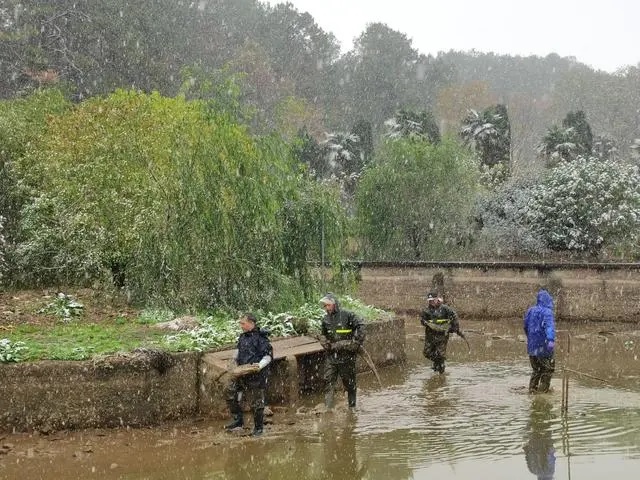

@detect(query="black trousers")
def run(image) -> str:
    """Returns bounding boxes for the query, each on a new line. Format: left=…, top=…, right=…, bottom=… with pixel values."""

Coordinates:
left=529, top=355, right=555, bottom=393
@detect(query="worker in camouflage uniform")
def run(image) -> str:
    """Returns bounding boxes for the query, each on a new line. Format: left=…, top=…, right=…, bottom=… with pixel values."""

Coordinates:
left=420, top=291, right=461, bottom=374
left=318, top=293, right=366, bottom=410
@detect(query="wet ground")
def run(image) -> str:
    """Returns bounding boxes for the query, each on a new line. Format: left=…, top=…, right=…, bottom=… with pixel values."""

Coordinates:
left=1, top=318, right=639, bottom=479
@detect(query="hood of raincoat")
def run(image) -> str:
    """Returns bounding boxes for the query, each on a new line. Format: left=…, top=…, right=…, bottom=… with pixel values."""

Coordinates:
left=536, top=289, right=554, bottom=310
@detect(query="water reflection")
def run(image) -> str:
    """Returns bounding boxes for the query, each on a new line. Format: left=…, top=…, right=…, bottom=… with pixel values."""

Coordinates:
left=524, top=397, right=556, bottom=480
left=319, top=417, right=367, bottom=480
left=2, top=321, right=640, bottom=480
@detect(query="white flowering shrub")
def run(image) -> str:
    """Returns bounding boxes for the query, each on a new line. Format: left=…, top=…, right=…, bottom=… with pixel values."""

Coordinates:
left=527, top=157, right=640, bottom=254
left=474, top=179, right=548, bottom=257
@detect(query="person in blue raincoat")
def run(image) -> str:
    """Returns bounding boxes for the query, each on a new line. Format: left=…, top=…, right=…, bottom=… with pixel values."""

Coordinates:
left=524, top=289, right=556, bottom=393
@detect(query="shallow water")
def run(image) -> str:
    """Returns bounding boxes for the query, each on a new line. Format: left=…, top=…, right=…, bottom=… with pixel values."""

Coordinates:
left=1, top=319, right=639, bottom=479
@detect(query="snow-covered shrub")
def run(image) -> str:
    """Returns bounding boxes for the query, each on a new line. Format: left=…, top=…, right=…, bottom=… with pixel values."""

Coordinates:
left=527, top=157, right=640, bottom=254
left=474, top=178, right=547, bottom=257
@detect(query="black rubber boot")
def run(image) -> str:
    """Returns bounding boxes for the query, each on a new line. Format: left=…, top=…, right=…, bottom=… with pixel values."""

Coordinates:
left=325, top=390, right=335, bottom=411
left=251, top=409, right=264, bottom=437
left=224, top=413, right=244, bottom=431
left=347, top=389, right=357, bottom=409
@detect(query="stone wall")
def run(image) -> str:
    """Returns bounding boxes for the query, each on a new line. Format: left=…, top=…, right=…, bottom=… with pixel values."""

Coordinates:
left=0, top=316, right=405, bottom=432
left=355, top=264, right=640, bottom=322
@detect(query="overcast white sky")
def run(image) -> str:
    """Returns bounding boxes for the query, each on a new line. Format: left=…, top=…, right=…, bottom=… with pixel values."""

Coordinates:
left=264, top=0, right=639, bottom=73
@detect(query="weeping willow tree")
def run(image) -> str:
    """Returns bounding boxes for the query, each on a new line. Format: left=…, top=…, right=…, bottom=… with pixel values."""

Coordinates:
left=13, top=89, right=346, bottom=310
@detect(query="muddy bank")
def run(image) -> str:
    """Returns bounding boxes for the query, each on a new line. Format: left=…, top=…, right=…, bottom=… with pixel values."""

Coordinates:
left=0, top=317, right=405, bottom=433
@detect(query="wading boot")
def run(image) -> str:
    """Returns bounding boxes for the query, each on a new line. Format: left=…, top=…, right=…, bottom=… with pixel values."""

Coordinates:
left=251, top=409, right=264, bottom=437
left=224, top=413, right=244, bottom=431
left=347, top=389, right=357, bottom=410
left=324, top=390, right=335, bottom=412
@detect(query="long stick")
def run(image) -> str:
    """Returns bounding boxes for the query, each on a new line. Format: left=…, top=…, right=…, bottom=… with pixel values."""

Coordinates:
left=457, top=331, right=471, bottom=352
left=564, top=367, right=609, bottom=383
left=359, top=346, right=383, bottom=387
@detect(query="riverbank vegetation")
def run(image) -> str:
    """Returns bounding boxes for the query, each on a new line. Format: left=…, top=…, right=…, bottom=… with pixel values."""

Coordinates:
left=2, top=1, right=640, bottom=362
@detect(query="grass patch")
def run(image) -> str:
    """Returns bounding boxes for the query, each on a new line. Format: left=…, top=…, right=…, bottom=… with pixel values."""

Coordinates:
left=1, top=296, right=390, bottom=362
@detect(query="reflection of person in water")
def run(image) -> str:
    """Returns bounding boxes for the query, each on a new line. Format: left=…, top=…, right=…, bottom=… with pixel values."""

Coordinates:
left=321, top=420, right=367, bottom=480
left=523, top=396, right=556, bottom=480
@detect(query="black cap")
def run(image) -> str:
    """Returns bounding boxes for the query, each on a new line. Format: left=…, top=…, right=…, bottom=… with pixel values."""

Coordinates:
left=426, top=291, right=438, bottom=301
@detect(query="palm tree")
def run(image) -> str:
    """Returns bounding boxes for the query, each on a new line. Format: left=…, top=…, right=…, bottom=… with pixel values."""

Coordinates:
left=460, top=105, right=511, bottom=169
left=384, top=109, right=440, bottom=144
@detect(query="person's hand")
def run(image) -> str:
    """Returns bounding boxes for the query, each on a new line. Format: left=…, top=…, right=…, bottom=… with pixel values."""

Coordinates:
left=250, top=363, right=261, bottom=372
left=316, top=335, right=331, bottom=350
left=547, top=340, right=555, bottom=350
left=230, top=363, right=260, bottom=378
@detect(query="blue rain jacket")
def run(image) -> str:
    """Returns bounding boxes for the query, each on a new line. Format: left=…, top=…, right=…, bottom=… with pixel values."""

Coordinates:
left=524, top=289, right=556, bottom=357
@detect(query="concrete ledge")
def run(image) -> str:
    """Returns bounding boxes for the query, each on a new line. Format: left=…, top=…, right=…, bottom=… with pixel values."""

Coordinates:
left=0, top=316, right=405, bottom=432
left=355, top=265, right=640, bottom=322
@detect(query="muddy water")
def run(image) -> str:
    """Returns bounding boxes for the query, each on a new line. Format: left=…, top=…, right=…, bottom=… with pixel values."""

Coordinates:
left=1, top=320, right=639, bottom=480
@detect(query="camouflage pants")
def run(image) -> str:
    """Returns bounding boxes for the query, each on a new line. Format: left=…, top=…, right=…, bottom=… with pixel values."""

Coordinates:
left=529, top=355, right=555, bottom=393
left=225, top=378, right=265, bottom=415
left=324, top=358, right=357, bottom=408
left=423, top=332, right=449, bottom=371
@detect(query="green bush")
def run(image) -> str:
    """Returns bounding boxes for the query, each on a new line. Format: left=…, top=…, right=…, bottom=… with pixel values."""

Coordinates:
left=13, top=89, right=346, bottom=311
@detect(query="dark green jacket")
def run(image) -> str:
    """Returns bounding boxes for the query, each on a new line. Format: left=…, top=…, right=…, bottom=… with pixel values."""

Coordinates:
left=321, top=296, right=365, bottom=361
left=420, top=304, right=459, bottom=335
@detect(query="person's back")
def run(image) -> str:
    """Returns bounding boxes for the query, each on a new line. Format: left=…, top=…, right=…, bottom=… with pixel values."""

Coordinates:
left=524, top=289, right=555, bottom=357
left=524, top=289, right=556, bottom=393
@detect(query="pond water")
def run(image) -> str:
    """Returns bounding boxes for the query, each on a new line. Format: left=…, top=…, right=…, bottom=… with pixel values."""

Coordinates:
left=1, top=320, right=639, bottom=479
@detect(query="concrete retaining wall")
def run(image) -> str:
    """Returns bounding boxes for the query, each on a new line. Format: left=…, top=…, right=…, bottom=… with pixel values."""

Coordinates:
left=355, top=264, right=640, bottom=322
left=0, top=316, right=405, bottom=432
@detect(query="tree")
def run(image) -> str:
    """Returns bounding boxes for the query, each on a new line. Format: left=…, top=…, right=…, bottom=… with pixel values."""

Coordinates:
left=0, top=89, right=70, bottom=283
left=384, top=109, right=440, bottom=144
left=538, top=110, right=593, bottom=165
left=257, top=2, right=340, bottom=102
left=321, top=131, right=364, bottom=197
left=435, top=81, right=497, bottom=135
left=460, top=104, right=511, bottom=168
left=13, top=89, right=347, bottom=310
left=562, top=110, right=593, bottom=155
left=356, top=138, right=479, bottom=260
left=337, top=23, right=423, bottom=133
left=526, top=156, right=640, bottom=256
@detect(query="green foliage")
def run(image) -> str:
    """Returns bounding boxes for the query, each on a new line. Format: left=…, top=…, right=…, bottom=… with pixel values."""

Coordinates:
left=356, top=137, right=480, bottom=259
left=13, top=89, right=346, bottom=311
left=460, top=104, right=511, bottom=171
left=0, top=89, right=71, bottom=283
left=135, top=309, right=175, bottom=325
left=37, top=292, right=84, bottom=322
left=0, top=215, right=6, bottom=283
left=3, top=296, right=389, bottom=361
left=5, top=323, right=168, bottom=362
left=0, top=338, right=28, bottom=363
left=539, top=110, right=593, bottom=165
left=385, top=109, right=441, bottom=144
